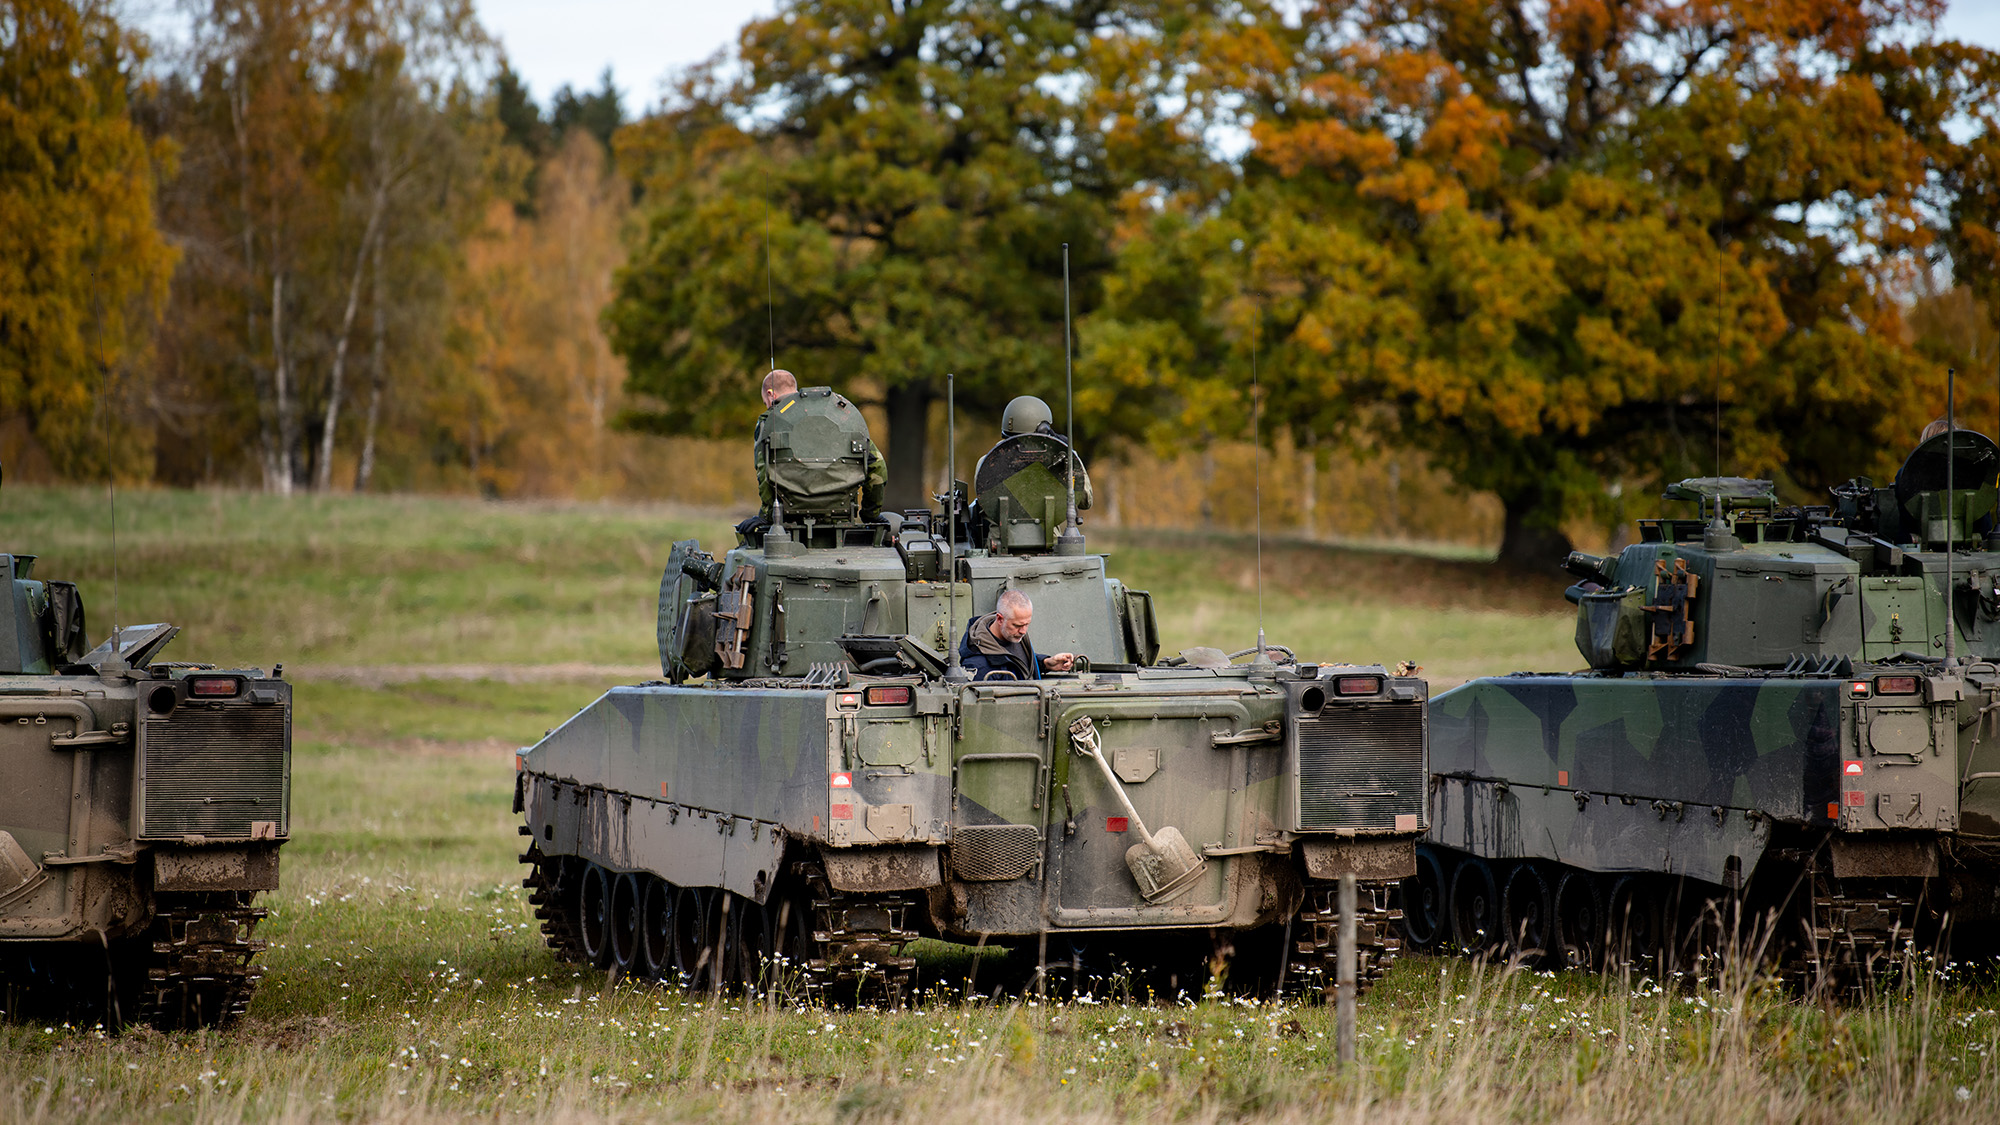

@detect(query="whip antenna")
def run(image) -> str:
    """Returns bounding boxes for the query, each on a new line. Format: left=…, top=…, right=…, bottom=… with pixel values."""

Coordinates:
left=1947, top=367, right=1957, bottom=663
left=764, top=198, right=777, bottom=372
left=1057, top=244, right=1084, bottom=554
left=1252, top=314, right=1265, bottom=664
left=944, top=372, right=967, bottom=683
left=91, top=263, right=121, bottom=667
left=1714, top=246, right=1723, bottom=480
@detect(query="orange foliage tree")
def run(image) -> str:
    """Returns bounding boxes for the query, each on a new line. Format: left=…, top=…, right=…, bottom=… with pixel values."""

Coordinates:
left=1088, top=0, right=2000, bottom=567
left=0, top=0, right=176, bottom=479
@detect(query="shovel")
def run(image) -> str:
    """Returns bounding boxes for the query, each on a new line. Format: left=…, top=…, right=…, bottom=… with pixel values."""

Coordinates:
left=1067, top=716, right=1207, bottom=903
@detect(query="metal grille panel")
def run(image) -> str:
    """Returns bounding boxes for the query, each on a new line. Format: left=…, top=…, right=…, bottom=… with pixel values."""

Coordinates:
left=951, top=825, right=1041, bottom=882
left=1295, top=704, right=1425, bottom=831
left=141, top=706, right=290, bottom=839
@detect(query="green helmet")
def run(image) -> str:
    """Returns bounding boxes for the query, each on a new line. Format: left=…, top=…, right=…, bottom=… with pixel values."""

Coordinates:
left=1000, top=396, right=1055, bottom=438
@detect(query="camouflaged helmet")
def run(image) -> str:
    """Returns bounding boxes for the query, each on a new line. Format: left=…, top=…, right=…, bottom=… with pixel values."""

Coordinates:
left=1000, top=396, right=1055, bottom=438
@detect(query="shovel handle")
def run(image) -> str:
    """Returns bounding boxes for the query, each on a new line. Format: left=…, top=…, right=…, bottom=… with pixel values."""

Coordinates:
left=1069, top=716, right=1155, bottom=845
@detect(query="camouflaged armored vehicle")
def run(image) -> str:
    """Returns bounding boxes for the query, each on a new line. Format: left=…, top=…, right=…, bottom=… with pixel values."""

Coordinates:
left=1410, top=431, right=2000, bottom=987
left=516, top=393, right=1428, bottom=1000
left=1, top=505, right=291, bottom=1027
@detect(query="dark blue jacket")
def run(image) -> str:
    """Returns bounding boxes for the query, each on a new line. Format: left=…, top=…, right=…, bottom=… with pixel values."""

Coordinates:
left=957, top=612, right=1041, bottom=681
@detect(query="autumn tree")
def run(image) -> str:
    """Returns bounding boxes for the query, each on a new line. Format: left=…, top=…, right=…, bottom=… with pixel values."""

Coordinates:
left=0, top=0, right=176, bottom=479
left=1089, top=0, right=2000, bottom=568
left=148, top=0, right=492, bottom=492
left=605, top=0, right=1221, bottom=509
left=450, top=128, right=633, bottom=496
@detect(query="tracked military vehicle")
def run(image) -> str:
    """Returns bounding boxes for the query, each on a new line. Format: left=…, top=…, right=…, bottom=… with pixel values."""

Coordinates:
left=2, top=488, right=291, bottom=1028
left=1411, top=430, right=2000, bottom=987
left=516, top=391, right=1428, bottom=1000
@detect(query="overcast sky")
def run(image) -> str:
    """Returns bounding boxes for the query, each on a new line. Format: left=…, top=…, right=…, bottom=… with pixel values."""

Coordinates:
left=477, top=0, right=2000, bottom=110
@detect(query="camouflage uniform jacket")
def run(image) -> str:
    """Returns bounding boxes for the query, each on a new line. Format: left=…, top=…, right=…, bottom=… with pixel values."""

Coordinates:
left=754, top=398, right=888, bottom=519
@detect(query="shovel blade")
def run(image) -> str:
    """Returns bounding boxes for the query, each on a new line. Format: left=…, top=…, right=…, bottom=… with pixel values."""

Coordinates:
left=1125, top=826, right=1206, bottom=903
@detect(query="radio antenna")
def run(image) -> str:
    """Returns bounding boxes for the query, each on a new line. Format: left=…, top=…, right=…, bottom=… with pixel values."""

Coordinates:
left=764, top=198, right=777, bottom=372
left=1947, top=367, right=1957, bottom=663
left=944, top=372, right=967, bottom=683
left=1714, top=245, right=1723, bottom=480
left=91, top=263, right=122, bottom=668
left=1252, top=310, right=1266, bottom=666
left=1056, top=244, right=1084, bottom=554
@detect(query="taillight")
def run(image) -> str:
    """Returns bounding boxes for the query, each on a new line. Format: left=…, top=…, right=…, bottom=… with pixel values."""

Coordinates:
left=1875, top=675, right=1920, bottom=695
left=863, top=685, right=912, bottom=706
left=188, top=676, right=243, bottom=698
left=1333, top=675, right=1382, bottom=696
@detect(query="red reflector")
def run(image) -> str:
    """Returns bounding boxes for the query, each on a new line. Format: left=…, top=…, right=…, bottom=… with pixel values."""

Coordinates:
left=1875, top=675, right=1920, bottom=695
left=1849, top=681, right=1871, bottom=698
left=1557, top=770, right=1569, bottom=787
left=1845, top=790, right=1866, bottom=807
left=1333, top=675, right=1382, bottom=696
left=1843, top=760, right=1864, bottom=777
left=1827, top=802, right=1840, bottom=819
left=188, top=677, right=240, bottom=697
left=831, top=804, right=853, bottom=819
left=863, top=685, right=912, bottom=706
left=1106, top=817, right=1128, bottom=833
left=830, top=772, right=852, bottom=788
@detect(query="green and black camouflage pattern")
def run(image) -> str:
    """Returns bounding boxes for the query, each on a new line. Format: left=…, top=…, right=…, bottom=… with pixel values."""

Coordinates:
left=1417, top=432, right=2000, bottom=969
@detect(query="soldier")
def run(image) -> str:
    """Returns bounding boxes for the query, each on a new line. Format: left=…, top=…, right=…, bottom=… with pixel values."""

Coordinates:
left=971, top=396, right=1092, bottom=509
left=957, top=589, right=1075, bottom=679
left=742, top=370, right=888, bottom=535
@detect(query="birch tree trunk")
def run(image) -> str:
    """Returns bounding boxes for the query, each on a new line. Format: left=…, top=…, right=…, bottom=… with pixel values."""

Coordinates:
left=355, top=235, right=384, bottom=492
left=314, top=194, right=384, bottom=491
left=265, top=271, right=292, bottom=495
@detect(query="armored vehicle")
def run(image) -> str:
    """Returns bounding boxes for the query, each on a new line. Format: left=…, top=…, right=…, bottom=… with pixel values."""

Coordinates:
left=1409, top=431, right=2000, bottom=987
left=516, top=395, right=1428, bottom=1000
left=2, top=512, right=291, bottom=1028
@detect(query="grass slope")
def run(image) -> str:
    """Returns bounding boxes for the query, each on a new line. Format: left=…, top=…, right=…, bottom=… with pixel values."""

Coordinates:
left=2, top=487, right=1575, bottom=682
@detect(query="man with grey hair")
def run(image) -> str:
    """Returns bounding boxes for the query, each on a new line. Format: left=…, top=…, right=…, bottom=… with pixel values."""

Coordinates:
left=957, top=589, right=1076, bottom=680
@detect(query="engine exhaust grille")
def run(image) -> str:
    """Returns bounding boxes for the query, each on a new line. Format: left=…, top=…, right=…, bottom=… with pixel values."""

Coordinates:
left=140, top=705, right=291, bottom=839
left=951, top=825, right=1041, bottom=882
left=1295, top=704, right=1425, bottom=832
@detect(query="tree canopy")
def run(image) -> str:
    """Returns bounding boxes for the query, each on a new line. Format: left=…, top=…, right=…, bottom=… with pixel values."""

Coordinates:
left=1085, top=0, right=2000, bottom=566
left=0, top=0, right=176, bottom=478
left=605, top=0, right=1223, bottom=507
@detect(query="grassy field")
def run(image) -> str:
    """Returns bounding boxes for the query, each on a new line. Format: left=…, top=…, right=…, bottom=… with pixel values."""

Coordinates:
left=5, top=486, right=1996, bottom=1123
left=1, top=486, right=1575, bottom=683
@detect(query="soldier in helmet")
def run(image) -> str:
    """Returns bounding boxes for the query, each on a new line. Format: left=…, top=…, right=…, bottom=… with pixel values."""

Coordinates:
left=957, top=589, right=1075, bottom=680
left=741, top=370, right=888, bottom=536
left=972, top=395, right=1093, bottom=508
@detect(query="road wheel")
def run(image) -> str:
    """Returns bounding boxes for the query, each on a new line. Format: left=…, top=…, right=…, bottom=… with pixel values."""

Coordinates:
left=772, top=888, right=817, bottom=999
left=1501, top=863, right=1553, bottom=966
left=670, top=885, right=711, bottom=984
left=1607, top=875, right=1663, bottom=974
left=609, top=871, right=643, bottom=973
left=576, top=864, right=614, bottom=969
left=636, top=876, right=672, bottom=980
left=1553, top=870, right=1606, bottom=971
left=1449, top=858, right=1501, bottom=957
left=732, top=894, right=776, bottom=994
left=1401, top=846, right=1449, bottom=950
